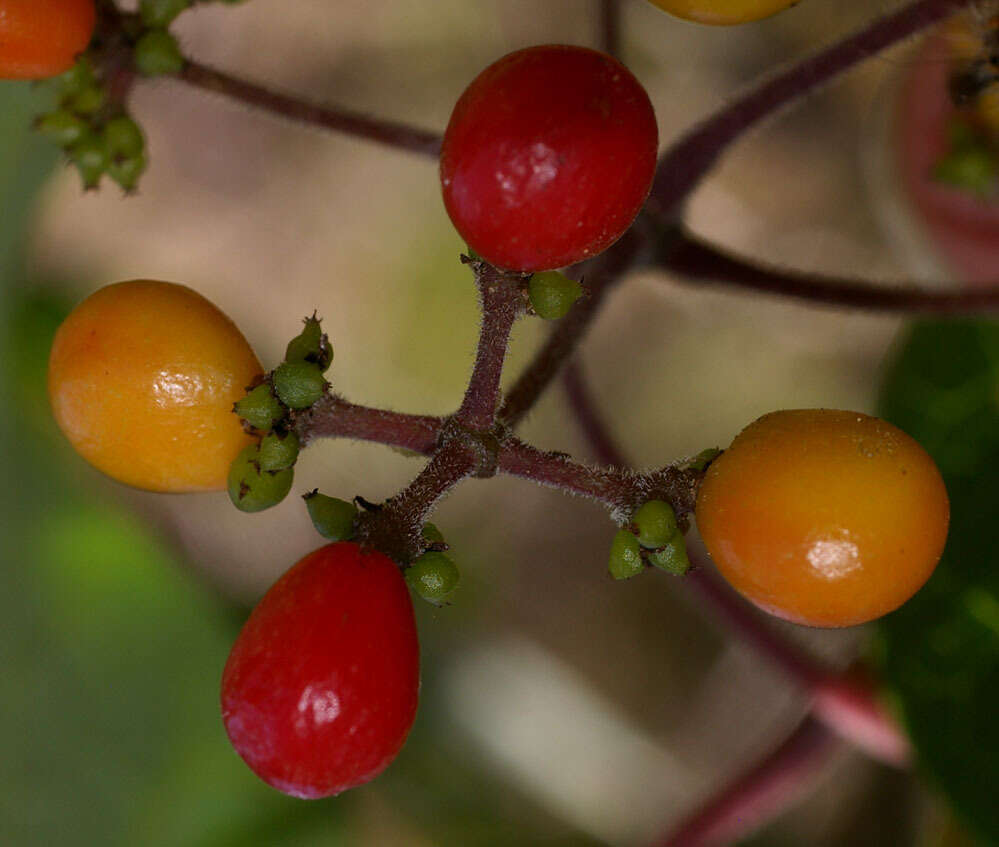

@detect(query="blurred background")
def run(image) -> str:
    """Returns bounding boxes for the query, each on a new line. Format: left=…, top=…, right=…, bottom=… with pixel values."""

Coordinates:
left=2, top=1, right=996, bottom=844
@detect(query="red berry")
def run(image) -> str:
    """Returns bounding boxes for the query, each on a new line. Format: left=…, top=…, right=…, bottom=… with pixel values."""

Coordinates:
left=440, top=45, right=658, bottom=272
left=221, top=542, right=419, bottom=798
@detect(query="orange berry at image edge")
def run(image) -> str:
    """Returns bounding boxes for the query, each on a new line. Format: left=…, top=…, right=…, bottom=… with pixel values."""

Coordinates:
left=694, top=409, right=950, bottom=628
left=645, top=0, right=800, bottom=26
left=0, top=0, right=97, bottom=79
left=48, top=280, right=262, bottom=493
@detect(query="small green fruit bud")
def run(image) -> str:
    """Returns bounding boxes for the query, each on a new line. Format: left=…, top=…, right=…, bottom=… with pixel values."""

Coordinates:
left=227, top=445, right=294, bottom=512
left=140, top=0, right=192, bottom=27
left=103, top=116, right=145, bottom=158
left=406, top=552, right=460, bottom=604
left=284, top=315, right=333, bottom=371
left=528, top=270, right=583, bottom=320
left=258, top=430, right=300, bottom=471
left=421, top=523, right=445, bottom=544
left=933, top=146, right=996, bottom=195
left=134, top=29, right=185, bottom=76
left=608, top=528, right=643, bottom=580
left=234, top=383, right=285, bottom=431
left=35, top=111, right=89, bottom=147
left=303, top=491, right=357, bottom=541
left=686, top=447, right=721, bottom=472
left=108, top=153, right=148, bottom=192
left=68, top=136, right=109, bottom=189
left=648, top=537, right=691, bottom=576
left=53, top=59, right=96, bottom=95
left=272, top=361, right=326, bottom=409
left=68, top=83, right=107, bottom=115
left=632, top=500, right=679, bottom=549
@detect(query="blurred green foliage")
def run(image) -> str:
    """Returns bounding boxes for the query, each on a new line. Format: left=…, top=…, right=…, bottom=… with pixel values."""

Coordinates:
left=878, top=320, right=999, bottom=845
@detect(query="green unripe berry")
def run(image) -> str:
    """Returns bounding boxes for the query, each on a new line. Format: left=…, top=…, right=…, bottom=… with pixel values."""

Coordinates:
left=227, top=445, right=294, bottom=512
left=406, top=552, right=460, bottom=604
left=272, top=361, right=326, bottom=409
left=258, top=430, right=300, bottom=471
left=528, top=271, right=583, bottom=320
left=69, top=136, right=109, bottom=189
left=933, top=146, right=996, bottom=195
left=108, top=154, right=148, bottom=192
left=284, top=315, right=333, bottom=371
left=140, top=0, right=192, bottom=27
left=104, top=116, right=145, bottom=158
left=53, top=59, right=96, bottom=95
left=421, top=523, right=445, bottom=544
left=686, top=447, right=721, bottom=472
left=35, top=111, right=89, bottom=147
left=303, top=491, right=357, bottom=541
left=608, top=528, right=643, bottom=580
left=648, top=537, right=691, bottom=576
left=134, top=29, right=185, bottom=76
left=233, top=383, right=285, bottom=431
left=632, top=500, right=679, bottom=549
left=68, top=84, right=107, bottom=115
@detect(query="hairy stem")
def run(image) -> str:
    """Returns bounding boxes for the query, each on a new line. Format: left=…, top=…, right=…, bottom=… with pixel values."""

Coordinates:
left=661, top=230, right=999, bottom=312
left=293, top=396, right=442, bottom=453
left=455, top=262, right=526, bottom=431
left=177, top=60, right=443, bottom=158
left=357, top=440, right=477, bottom=563
left=498, top=436, right=701, bottom=518
left=653, top=715, right=837, bottom=847
left=648, top=0, right=972, bottom=219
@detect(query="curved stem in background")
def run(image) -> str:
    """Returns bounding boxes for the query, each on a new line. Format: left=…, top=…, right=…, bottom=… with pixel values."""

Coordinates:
left=653, top=715, right=837, bottom=847
left=599, top=0, right=622, bottom=58
left=500, top=226, right=648, bottom=428
left=178, top=60, right=443, bottom=158
left=661, top=231, right=999, bottom=312
left=648, top=0, right=972, bottom=219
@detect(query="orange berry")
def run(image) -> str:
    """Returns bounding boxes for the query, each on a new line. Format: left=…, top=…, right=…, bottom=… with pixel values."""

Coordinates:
left=0, top=0, right=96, bottom=80
left=695, top=409, right=949, bottom=627
left=645, top=0, right=799, bottom=26
left=48, top=280, right=262, bottom=493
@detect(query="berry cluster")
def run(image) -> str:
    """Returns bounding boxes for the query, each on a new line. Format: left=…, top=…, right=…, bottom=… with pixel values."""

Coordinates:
left=34, top=2, right=954, bottom=818
left=36, top=59, right=147, bottom=190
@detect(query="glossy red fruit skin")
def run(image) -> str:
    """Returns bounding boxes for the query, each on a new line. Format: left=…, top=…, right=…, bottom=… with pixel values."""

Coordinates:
left=440, top=44, right=658, bottom=272
left=221, top=542, right=419, bottom=798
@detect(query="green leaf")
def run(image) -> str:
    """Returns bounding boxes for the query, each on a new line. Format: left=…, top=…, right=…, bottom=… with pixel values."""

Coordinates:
left=877, top=319, right=999, bottom=843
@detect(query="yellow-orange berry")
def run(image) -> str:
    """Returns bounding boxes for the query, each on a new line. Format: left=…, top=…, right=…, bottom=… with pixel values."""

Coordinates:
left=48, top=280, right=262, bottom=492
left=645, top=0, right=799, bottom=26
left=0, top=0, right=96, bottom=80
left=695, top=409, right=949, bottom=627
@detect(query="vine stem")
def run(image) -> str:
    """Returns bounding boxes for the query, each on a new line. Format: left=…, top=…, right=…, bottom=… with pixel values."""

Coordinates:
left=652, top=716, right=837, bottom=847
left=560, top=361, right=911, bottom=767
left=177, top=60, right=443, bottom=158
left=599, top=0, right=622, bottom=58
left=648, top=0, right=973, bottom=218
left=356, top=439, right=478, bottom=564
left=660, top=230, right=999, bottom=312
left=293, top=398, right=701, bottom=517
left=454, top=262, right=527, bottom=431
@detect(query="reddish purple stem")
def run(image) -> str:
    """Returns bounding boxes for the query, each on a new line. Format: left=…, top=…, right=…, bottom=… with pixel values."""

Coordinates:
left=654, top=715, right=837, bottom=847
left=662, top=231, right=999, bottom=312
left=179, top=60, right=443, bottom=158
left=648, top=0, right=972, bottom=218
